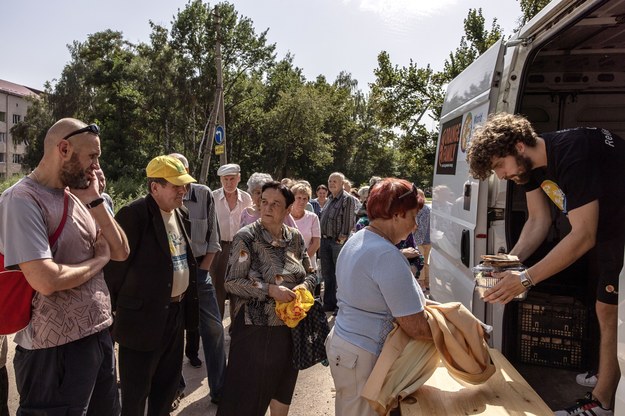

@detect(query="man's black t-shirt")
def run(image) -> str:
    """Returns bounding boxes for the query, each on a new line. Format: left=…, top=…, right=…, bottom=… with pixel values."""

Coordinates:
left=524, top=127, right=625, bottom=240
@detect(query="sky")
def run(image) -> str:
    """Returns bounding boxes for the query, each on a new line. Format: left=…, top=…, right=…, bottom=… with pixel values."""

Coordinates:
left=2, top=0, right=523, bottom=92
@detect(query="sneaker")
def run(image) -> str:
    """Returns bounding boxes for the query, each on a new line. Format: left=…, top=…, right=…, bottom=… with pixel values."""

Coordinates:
left=189, top=356, right=202, bottom=368
left=576, top=371, right=598, bottom=388
left=554, top=392, right=613, bottom=415
left=170, top=391, right=185, bottom=412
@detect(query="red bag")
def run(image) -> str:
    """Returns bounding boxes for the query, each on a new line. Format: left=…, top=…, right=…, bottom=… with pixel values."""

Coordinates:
left=0, top=191, right=69, bottom=335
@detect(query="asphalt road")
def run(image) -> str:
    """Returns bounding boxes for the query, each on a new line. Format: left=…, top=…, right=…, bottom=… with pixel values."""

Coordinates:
left=5, top=304, right=336, bottom=415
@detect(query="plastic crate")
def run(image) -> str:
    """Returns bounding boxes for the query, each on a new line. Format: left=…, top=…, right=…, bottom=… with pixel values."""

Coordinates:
left=518, top=295, right=586, bottom=338
left=517, top=293, right=588, bottom=370
left=519, top=333, right=584, bottom=369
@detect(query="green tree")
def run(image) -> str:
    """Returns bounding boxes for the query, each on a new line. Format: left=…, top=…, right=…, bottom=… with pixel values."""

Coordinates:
left=51, top=30, right=146, bottom=179
left=264, top=85, right=333, bottom=179
left=168, top=1, right=277, bottom=177
left=443, top=8, right=503, bottom=80
left=369, top=52, right=444, bottom=187
left=518, top=0, right=551, bottom=26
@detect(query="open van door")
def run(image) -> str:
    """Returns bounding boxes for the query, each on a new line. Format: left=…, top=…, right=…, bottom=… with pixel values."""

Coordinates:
left=429, top=39, right=506, bottom=322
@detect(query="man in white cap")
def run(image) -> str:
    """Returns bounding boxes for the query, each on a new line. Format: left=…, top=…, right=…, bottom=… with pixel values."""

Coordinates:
left=211, top=163, right=252, bottom=318
left=105, top=155, right=200, bottom=415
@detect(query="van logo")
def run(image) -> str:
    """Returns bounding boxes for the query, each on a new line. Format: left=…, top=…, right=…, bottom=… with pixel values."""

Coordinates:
left=460, top=112, right=473, bottom=153
left=436, top=116, right=462, bottom=175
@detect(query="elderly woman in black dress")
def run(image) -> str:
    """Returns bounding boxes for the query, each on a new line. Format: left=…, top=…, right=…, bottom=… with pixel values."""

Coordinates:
left=217, top=181, right=316, bottom=416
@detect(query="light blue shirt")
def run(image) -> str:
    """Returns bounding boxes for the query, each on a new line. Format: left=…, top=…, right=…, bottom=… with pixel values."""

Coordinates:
left=334, top=229, right=426, bottom=355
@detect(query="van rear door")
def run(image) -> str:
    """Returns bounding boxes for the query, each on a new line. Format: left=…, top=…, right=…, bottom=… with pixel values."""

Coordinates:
left=429, top=40, right=506, bottom=319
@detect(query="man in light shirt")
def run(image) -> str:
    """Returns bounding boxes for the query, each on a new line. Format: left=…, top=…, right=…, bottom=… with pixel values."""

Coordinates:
left=0, top=118, right=129, bottom=415
left=104, top=155, right=199, bottom=415
left=211, top=163, right=252, bottom=318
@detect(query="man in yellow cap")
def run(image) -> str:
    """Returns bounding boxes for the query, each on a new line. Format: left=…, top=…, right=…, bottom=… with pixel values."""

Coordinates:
left=105, top=155, right=200, bottom=416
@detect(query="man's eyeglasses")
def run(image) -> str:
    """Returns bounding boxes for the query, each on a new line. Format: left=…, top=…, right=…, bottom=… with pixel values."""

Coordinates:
left=61, top=124, right=100, bottom=141
left=398, top=182, right=418, bottom=199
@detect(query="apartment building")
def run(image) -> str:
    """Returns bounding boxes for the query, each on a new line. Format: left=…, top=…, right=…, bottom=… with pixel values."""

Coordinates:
left=0, top=79, right=41, bottom=179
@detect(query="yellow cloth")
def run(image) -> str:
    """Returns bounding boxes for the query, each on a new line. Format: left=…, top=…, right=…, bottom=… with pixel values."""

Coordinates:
left=275, top=288, right=314, bottom=328
left=361, top=302, right=495, bottom=415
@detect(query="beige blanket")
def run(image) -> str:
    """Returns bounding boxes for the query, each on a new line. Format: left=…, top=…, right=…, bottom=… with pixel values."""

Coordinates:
left=361, top=302, right=495, bottom=415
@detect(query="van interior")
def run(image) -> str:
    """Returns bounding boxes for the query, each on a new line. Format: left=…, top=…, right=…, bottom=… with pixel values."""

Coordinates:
left=503, top=0, right=625, bottom=407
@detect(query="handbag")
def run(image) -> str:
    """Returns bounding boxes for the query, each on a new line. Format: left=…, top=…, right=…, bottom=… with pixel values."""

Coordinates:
left=291, top=299, right=330, bottom=370
left=0, top=190, right=69, bottom=335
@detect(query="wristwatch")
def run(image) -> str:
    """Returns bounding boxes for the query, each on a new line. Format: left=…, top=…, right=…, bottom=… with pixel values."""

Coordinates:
left=519, top=271, right=533, bottom=289
left=85, top=197, right=105, bottom=209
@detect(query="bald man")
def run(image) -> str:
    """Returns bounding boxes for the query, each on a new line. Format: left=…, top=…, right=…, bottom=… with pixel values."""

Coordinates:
left=0, top=118, right=129, bottom=415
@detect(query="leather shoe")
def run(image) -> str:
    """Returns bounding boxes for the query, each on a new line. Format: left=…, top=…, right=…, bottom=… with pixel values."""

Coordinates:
left=189, top=356, right=202, bottom=368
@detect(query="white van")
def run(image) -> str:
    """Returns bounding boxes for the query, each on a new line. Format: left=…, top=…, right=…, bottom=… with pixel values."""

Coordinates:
left=429, top=0, right=625, bottom=412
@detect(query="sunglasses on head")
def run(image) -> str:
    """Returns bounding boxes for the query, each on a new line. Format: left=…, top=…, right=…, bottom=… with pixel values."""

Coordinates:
left=398, top=182, right=418, bottom=200
left=61, top=124, right=100, bottom=141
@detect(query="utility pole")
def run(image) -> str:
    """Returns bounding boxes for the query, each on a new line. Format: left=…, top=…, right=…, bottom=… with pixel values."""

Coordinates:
left=199, top=5, right=227, bottom=184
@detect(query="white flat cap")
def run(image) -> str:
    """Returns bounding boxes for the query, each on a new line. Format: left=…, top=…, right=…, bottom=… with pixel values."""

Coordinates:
left=217, top=163, right=241, bottom=176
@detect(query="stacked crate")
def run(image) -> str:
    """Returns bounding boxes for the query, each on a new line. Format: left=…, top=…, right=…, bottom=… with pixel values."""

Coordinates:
left=517, top=292, right=588, bottom=369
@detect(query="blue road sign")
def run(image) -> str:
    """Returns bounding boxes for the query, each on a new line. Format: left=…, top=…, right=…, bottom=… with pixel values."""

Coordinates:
left=215, top=126, right=225, bottom=145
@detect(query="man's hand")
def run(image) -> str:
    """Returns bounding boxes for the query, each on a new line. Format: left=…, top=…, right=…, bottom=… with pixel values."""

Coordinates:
left=94, top=168, right=107, bottom=194
left=482, top=270, right=526, bottom=304
left=401, top=247, right=420, bottom=259
left=70, top=169, right=101, bottom=204
left=269, top=284, right=296, bottom=303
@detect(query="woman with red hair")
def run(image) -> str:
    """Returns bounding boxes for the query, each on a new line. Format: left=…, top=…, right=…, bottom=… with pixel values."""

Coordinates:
left=325, top=178, right=433, bottom=416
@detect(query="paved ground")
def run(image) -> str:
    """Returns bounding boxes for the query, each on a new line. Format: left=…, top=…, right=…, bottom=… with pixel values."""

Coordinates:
left=5, top=300, right=585, bottom=414
left=169, top=310, right=336, bottom=416
left=5, top=303, right=337, bottom=415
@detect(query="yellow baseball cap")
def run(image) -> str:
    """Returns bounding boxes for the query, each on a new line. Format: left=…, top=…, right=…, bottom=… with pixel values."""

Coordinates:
left=146, top=155, right=196, bottom=186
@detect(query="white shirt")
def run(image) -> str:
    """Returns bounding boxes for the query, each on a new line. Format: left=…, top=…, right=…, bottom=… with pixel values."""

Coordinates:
left=161, top=209, right=190, bottom=297
left=212, top=188, right=252, bottom=242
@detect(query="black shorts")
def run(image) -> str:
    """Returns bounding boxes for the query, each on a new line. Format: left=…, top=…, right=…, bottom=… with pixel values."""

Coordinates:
left=588, top=236, right=625, bottom=305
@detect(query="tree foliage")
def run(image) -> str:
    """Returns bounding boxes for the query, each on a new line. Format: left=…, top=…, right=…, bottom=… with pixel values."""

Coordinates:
left=518, top=0, right=551, bottom=27
left=11, top=1, right=524, bottom=195
left=444, top=9, right=503, bottom=80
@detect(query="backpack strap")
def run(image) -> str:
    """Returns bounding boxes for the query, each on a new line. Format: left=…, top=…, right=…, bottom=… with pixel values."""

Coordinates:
left=49, top=190, right=69, bottom=247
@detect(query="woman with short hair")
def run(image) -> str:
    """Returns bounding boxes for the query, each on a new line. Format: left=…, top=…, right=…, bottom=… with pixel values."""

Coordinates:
left=290, top=182, right=321, bottom=266
left=240, top=173, right=296, bottom=228
left=325, top=178, right=433, bottom=416
left=312, top=184, right=329, bottom=216
left=218, top=181, right=316, bottom=416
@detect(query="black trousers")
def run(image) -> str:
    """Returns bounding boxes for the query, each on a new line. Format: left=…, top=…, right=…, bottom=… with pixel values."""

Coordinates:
left=118, top=302, right=184, bottom=416
left=13, top=329, right=119, bottom=416
left=184, top=329, right=200, bottom=359
left=0, top=365, right=8, bottom=416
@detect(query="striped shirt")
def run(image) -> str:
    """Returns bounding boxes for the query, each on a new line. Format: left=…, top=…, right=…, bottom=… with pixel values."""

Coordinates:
left=319, top=190, right=356, bottom=240
left=183, top=183, right=221, bottom=257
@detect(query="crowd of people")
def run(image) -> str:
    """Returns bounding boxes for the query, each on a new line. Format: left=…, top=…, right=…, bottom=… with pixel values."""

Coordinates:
left=6, top=110, right=618, bottom=416
left=0, top=117, right=432, bottom=416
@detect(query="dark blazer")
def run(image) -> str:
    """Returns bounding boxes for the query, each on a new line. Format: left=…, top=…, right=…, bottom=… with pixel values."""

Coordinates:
left=104, top=194, right=199, bottom=352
